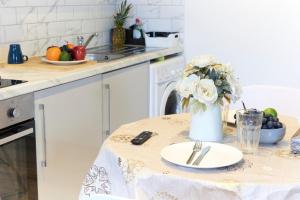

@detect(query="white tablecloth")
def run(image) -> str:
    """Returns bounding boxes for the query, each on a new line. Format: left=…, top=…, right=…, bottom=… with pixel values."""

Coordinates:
left=80, top=114, right=300, bottom=200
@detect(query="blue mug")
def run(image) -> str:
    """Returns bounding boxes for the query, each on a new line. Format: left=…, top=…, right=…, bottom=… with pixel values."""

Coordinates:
left=8, top=44, right=28, bottom=64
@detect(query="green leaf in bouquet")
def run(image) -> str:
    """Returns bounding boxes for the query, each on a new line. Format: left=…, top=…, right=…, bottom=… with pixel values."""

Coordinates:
left=181, top=97, right=190, bottom=110
left=222, top=85, right=232, bottom=93
left=208, top=68, right=218, bottom=81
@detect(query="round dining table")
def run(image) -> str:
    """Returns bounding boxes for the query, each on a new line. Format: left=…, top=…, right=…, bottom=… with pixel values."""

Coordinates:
left=79, top=114, right=300, bottom=200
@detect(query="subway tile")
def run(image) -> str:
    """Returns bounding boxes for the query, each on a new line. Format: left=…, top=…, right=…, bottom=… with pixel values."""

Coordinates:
left=82, top=20, right=97, bottom=34
left=48, top=21, right=65, bottom=37
left=29, top=0, right=49, bottom=7
left=172, top=19, right=184, bottom=32
left=0, top=8, right=17, bottom=25
left=57, top=6, right=74, bottom=21
left=3, top=0, right=27, bottom=7
left=27, top=23, right=48, bottom=40
left=0, top=27, right=5, bottom=43
left=38, top=6, right=57, bottom=22
left=147, top=19, right=172, bottom=32
left=4, top=25, right=26, bottom=42
left=20, top=40, right=40, bottom=56
left=160, top=6, right=184, bottom=19
left=73, top=6, right=90, bottom=20
left=0, top=0, right=184, bottom=56
left=65, top=20, right=82, bottom=35
left=137, top=6, right=160, bottom=19
left=100, top=5, right=115, bottom=18
left=148, top=0, right=173, bottom=6
left=17, top=7, right=38, bottom=24
left=95, top=18, right=114, bottom=32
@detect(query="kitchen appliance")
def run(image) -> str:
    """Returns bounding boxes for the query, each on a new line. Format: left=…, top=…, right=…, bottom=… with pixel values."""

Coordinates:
left=149, top=55, right=184, bottom=117
left=0, top=92, right=37, bottom=200
left=145, top=32, right=179, bottom=48
left=0, top=78, right=27, bottom=89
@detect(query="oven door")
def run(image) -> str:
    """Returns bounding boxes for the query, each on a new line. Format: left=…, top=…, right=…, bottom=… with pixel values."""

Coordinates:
left=0, top=120, right=37, bottom=200
left=160, top=82, right=182, bottom=115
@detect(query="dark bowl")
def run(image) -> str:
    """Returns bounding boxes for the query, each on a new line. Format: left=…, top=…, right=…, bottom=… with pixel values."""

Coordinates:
left=259, top=125, right=286, bottom=144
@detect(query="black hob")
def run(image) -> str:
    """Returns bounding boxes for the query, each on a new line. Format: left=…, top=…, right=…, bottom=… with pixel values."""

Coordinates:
left=0, top=79, right=27, bottom=89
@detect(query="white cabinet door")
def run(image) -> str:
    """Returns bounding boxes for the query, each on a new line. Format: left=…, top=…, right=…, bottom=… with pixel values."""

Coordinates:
left=102, top=62, right=149, bottom=138
left=34, top=75, right=102, bottom=200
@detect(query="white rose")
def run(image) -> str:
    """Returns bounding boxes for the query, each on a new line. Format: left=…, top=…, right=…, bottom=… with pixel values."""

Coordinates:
left=193, top=79, right=218, bottom=105
left=177, top=74, right=199, bottom=98
left=188, top=55, right=218, bottom=68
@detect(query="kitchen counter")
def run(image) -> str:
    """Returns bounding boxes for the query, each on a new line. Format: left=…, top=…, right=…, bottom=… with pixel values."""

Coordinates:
left=0, top=46, right=182, bottom=100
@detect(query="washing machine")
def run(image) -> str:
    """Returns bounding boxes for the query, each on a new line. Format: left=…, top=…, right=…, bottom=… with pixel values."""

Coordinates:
left=149, top=55, right=185, bottom=117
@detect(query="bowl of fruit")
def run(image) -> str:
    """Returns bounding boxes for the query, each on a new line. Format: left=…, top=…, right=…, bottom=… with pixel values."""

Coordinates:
left=260, top=108, right=286, bottom=144
left=41, top=42, right=87, bottom=65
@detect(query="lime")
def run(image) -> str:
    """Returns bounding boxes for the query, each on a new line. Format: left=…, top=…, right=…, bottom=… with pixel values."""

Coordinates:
left=263, top=108, right=278, bottom=118
left=60, top=51, right=72, bottom=61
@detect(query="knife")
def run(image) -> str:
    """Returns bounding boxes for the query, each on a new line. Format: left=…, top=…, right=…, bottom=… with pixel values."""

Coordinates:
left=192, top=146, right=211, bottom=165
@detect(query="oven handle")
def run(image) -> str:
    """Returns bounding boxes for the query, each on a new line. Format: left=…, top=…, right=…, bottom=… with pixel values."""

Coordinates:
left=0, top=128, right=34, bottom=146
left=39, top=104, right=47, bottom=168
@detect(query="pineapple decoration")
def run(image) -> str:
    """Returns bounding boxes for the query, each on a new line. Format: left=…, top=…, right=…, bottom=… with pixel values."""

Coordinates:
left=112, top=0, right=132, bottom=48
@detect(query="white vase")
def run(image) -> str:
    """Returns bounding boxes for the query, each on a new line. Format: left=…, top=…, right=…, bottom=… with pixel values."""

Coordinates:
left=189, top=104, right=223, bottom=142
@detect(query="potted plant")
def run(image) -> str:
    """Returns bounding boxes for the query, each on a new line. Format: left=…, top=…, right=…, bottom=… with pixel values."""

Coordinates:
left=112, top=0, right=132, bottom=48
left=177, top=55, right=242, bottom=141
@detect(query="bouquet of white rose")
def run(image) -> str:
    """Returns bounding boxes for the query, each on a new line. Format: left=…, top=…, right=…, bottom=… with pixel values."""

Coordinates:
left=177, top=55, right=241, bottom=113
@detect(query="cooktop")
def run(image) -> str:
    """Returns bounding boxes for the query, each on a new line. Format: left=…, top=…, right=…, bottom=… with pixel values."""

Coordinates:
left=0, top=79, right=27, bottom=89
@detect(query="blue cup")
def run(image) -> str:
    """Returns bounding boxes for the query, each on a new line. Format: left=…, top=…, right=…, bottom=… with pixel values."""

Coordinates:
left=8, top=44, right=28, bottom=64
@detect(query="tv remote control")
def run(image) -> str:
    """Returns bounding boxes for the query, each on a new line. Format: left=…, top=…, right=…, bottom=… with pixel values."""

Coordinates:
left=131, top=131, right=153, bottom=145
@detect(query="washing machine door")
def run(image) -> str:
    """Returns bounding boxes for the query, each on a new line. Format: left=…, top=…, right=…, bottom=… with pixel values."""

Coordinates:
left=160, top=82, right=182, bottom=115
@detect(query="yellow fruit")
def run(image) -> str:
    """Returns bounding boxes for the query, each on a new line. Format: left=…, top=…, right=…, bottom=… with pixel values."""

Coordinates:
left=46, top=46, right=61, bottom=61
left=67, top=43, right=74, bottom=50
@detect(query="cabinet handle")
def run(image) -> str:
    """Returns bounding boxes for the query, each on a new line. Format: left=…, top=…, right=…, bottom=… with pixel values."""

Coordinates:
left=104, top=84, right=111, bottom=137
left=39, top=104, right=47, bottom=168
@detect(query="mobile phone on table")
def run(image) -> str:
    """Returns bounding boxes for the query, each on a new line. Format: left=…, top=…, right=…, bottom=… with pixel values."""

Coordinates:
left=131, top=131, right=153, bottom=145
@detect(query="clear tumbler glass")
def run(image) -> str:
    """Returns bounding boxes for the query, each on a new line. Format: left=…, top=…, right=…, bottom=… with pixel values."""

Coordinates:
left=236, top=109, right=263, bottom=154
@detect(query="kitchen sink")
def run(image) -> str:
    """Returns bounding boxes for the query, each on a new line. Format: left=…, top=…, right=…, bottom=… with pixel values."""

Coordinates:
left=86, top=53, right=125, bottom=62
left=86, top=45, right=160, bottom=62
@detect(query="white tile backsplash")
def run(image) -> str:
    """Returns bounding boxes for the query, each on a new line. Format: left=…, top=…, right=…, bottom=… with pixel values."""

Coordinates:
left=0, top=0, right=116, bottom=56
left=124, top=0, right=184, bottom=34
left=0, top=0, right=184, bottom=57
left=0, top=8, right=17, bottom=25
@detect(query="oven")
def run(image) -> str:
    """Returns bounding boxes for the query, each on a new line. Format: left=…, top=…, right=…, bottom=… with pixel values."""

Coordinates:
left=0, top=93, right=37, bottom=200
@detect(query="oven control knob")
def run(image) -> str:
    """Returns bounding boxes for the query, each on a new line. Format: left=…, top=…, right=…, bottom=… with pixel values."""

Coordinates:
left=8, top=108, right=20, bottom=118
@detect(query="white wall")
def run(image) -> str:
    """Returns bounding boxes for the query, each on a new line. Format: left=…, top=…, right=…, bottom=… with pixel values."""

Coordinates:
left=185, top=0, right=300, bottom=88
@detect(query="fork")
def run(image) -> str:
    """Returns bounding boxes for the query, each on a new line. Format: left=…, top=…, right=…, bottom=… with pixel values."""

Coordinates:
left=186, top=141, right=202, bottom=164
left=192, top=146, right=211, bottom=166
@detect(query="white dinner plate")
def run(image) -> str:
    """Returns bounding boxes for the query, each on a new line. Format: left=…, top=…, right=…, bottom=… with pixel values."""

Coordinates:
left=161, top=142, right=243, bottom=169
left=41, top=57, right=87, bottom=65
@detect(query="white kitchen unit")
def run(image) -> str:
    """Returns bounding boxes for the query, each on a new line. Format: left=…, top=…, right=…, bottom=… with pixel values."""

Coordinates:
left=102, top=62, right=150, bottom=138
left=34, top=75, right=102, bottom=200
left=149, top=55, right=185, bottom=117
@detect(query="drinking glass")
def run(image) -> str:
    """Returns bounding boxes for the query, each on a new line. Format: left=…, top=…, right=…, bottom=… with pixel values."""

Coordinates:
left=236, top=109, right=263, bottom=154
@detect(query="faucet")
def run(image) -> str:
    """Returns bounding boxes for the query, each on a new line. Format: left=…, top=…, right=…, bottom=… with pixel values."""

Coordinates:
left=83, top=33, right=99, bottom=48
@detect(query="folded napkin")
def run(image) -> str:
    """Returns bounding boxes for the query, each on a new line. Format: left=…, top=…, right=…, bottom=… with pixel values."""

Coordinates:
left=291, top=128, right=300, bottom=154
